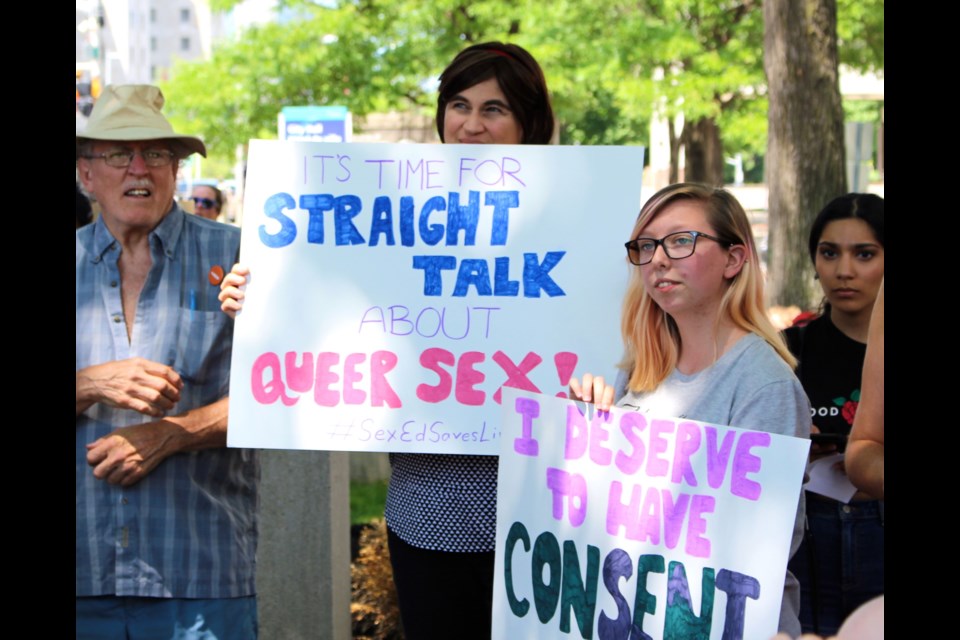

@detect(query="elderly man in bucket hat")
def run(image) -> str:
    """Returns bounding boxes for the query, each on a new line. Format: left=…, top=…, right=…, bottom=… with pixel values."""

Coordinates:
left=76, top=85, right=259, bottom=639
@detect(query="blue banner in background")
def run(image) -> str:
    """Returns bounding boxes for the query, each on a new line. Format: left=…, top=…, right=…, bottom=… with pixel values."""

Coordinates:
left=279, top=106, right=351, bottom=142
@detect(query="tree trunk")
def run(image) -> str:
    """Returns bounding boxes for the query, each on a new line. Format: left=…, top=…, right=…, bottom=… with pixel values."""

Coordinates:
left=764, top=0, right=847, bottom=309
left=682, top=117, right=724, bottom=186
left=668, top=116, right=680, bottom=185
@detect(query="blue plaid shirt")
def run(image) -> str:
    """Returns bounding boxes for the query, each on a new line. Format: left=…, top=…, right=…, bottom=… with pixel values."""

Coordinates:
left=76, top=206, right=258, bottom=598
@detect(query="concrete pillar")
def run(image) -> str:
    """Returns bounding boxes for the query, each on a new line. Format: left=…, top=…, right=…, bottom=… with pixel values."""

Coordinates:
left=349, top=451, right=391, bottom=483
left=257, top=451, right=352, bottom=640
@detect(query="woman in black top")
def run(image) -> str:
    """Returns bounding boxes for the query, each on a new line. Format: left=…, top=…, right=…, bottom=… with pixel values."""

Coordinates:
left=784, top=193, right=884, bottom=636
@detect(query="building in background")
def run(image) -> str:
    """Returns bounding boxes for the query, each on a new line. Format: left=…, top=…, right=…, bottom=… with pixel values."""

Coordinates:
left=76, top=0, right=226, bottom=126
left=76, top=1, right=270, bottom=214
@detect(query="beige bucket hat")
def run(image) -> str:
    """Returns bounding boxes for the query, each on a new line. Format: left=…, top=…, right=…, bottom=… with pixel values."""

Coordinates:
left=76, top=84, right=207, bottom=157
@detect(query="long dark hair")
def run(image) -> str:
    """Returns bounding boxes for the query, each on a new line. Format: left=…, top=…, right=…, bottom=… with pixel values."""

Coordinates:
left=808, top=193, right=884, bottom=264
left=435, top=42, right=554, bottom=145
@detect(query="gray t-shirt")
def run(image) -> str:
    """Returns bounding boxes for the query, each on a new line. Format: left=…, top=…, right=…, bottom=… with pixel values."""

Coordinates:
left=617, top=332, right=810, bottom=637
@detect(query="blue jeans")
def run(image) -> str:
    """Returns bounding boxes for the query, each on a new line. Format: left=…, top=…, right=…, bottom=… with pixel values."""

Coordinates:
left=76, top=595, right=258, bottom=640
left=787, top=495, right=884, bottom=636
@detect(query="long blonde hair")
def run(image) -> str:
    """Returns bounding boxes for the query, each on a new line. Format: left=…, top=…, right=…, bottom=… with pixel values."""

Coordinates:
left=620, top=183, right=795, bottom=392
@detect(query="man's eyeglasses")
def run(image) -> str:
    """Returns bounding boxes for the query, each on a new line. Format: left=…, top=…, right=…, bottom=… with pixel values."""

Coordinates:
left=82, top=149, right=177, bottom=168
left=191, top=197, right=218, bottom=210
left=624, top=230, right=732, bottom=266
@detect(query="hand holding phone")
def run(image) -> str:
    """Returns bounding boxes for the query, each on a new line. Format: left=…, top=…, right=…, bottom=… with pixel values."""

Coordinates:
left=811, top=431, right=848, bottom=454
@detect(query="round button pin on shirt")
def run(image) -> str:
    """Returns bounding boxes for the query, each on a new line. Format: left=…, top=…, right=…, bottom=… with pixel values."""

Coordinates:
left=208, top=265, right=225, bottom=286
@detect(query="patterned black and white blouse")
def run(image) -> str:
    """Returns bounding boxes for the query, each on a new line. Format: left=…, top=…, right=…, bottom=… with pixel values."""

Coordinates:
left=384, top=453, right=499, bottom=552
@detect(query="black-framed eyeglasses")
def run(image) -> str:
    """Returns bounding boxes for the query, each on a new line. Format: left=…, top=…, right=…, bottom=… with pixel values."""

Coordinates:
left=82, top=149, right=177, bottom=168
left=191, top=197, right=217, bottom=209
left=624, top=230, right=732, bottom=266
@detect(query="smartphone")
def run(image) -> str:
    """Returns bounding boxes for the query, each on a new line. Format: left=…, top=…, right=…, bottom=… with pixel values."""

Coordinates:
left=810, top=432, right=848, bottom=452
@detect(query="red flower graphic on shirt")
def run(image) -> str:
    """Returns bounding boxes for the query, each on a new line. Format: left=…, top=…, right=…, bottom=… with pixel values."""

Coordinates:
left=841, top=400, right=859, bottom=425
left=833, top=389, right=862, bottom=426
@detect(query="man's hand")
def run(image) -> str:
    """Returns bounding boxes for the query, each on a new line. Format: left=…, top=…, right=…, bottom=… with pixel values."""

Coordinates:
left=86, top=421, right=177, bottom=486
left=85, top=397, right=229, bottom=486
left=76, top=358, right=183, bottom=417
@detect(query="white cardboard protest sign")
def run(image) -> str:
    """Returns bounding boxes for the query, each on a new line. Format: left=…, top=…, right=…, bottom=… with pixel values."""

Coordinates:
left=493, top=388, right=810, bottom=640
left=227, top=140, right=644, bottom=453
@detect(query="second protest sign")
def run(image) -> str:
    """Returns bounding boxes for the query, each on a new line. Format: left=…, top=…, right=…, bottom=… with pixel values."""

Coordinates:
left=493, top=388, right=810, bottom=640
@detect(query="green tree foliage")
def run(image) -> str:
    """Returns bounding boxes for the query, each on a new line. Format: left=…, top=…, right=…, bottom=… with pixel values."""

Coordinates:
left=837, top=0, right=884, bottom=72
left=161, top=0, right=658, bottom=161
left=162, top=8, right=389, bottom=159
left=161, top=0, right=881, bottom=179
left=630, top=0, right=767, bottom=183
left=521, top=1, right=651, bottom=145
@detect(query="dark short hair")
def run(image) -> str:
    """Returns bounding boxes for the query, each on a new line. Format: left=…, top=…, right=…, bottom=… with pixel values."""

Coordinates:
left=808, top=193, right=884, bottom=264
left=436, top=42, right=555, bottom=145
left=76, top=182, right=93, bottom=228
left=194, top=184, right=224, bottom=210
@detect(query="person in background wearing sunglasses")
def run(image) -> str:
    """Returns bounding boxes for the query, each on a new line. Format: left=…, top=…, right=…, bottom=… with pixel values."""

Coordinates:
left=191, top=184, right=223, bottom=221
left=75, top=85, right=259, bottom=639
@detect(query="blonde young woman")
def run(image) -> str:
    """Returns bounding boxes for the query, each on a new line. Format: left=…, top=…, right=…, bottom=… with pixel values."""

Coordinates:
left=570, top=182, right=811, bottom=637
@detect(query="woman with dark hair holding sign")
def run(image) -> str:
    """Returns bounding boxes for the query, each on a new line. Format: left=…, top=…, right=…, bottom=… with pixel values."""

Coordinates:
left=569, top=183, right=810, bottom=637
left=382, top=42, right=554, bottom=640
left=221, top=42, right=554, bottom=639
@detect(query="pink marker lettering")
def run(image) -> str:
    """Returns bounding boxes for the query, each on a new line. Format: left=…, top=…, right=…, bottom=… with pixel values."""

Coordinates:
left=370, top=350, right=401, bottom=408
left=284, top=351, right=314, bottom=393
left=705, top=427, right=737, bottom=489
left=685, top=494, right=714, bottom=558
left=314, top=352, right=340, bottom=406
left=545, top=467, right=588, bottom=527
left=671, top=421, right=701, bottom=487
left=565, top=403, right=589, bottom=460
left=513, top=397, right=540, bottom=456
left=730, top=432, right=771, bottom=501
left=251, top=352, right=298, bottom=406
left=454, top=351, right=486, bottom=406
left=646, top=419, right=675, bottom=478
left=661, top=490, right=691, bottom=551
left=342, top=353, right=366, bottom=405
left=616, top=413, right=647, bottom=475
left=589, top=410, right=614, bottom=466
left=417, top=347, right=454, bottom=403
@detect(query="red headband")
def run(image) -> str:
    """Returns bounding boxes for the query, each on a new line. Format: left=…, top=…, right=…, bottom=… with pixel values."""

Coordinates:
left=488, top=48, right=519, bottom=63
